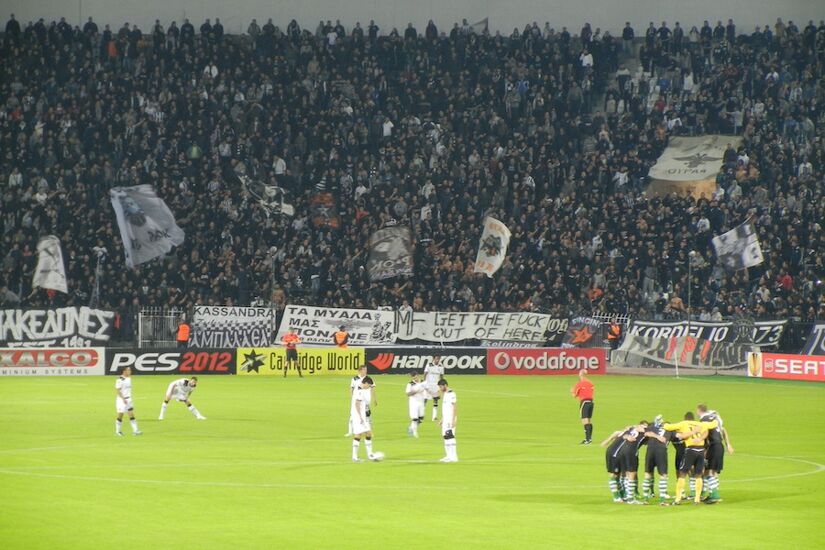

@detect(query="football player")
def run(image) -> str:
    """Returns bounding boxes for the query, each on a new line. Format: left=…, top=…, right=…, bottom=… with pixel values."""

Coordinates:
left=115, top=367, right=142, bottom=436
left=405, top=372, right=426, bottom=437
left=159, top=377, right=206, bottom=420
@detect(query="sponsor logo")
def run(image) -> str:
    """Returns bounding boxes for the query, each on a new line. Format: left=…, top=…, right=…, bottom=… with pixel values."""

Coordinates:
left=106, top=350, right=235, bottom=374
left=365, top=348, right=486, bottom=374
left=747, top=352, right=825, bottom=382
left=0, top=347, right=104, bottom=376
left=236, top=347, right=365, bottom=376
left=488, top=348, right=605, bottom=375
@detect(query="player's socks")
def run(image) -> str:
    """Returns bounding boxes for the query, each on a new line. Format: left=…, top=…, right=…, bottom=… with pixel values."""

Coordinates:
left=130, top=419, right=139, bottom=433
left=625, top=479, right=637, bottom=501
left=364, top=437, right=373, bottom=458
left=694, top=478, right=703, bottom=503
left=689, top=477, right=696, bottom=496
left=115, top=419, right=123, bottom=435
left=187, top=404, right=201, bottom=418
left=608, top=477, right=620, bottom=499
left=675, top=478, right=686, bottom=502
left=642, top=477, right=652, bottom=498
left=584, top=423, right=593, bottom=441
left=159, top=402, right=168, bottom=419
left=658, top=478, right=668, bottom=499
left=352, top=439, right=360, bottom=460
left=709, top=476, right=720, bottom=499
left=444, top=438, right=457, bottom=460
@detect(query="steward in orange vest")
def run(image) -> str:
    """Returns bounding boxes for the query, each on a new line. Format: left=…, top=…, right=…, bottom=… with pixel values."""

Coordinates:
left=333, top=326, right=349, bottom=348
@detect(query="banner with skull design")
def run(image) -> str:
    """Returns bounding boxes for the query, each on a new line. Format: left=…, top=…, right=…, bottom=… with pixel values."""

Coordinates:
left=110, top=185, right=185, bottom=268
left=473, top=217, right=511, bottom=278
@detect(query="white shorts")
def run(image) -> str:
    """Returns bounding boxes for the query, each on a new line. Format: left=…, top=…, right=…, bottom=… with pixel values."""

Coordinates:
left=352, top=417, right=371, bottom=435
left=409, top=400, right=424, bottom=420
left=441, top=422, right=456, bottom=437
left=116, top=397, right=132, bottom=414
left=167, top=390, right=189, bottom=402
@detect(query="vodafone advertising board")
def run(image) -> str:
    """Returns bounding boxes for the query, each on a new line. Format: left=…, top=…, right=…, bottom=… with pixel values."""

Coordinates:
left=747, top=352, right=825, bottom=383
left=0, top=347, right=105, bottom=376
left=487, top=348, right=606, bottom=375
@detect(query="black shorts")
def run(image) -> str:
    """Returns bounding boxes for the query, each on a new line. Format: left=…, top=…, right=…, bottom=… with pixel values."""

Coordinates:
left=679, top=448, right=705, bottom=475
left=619, top=447, right=639, bottom=474
left=606, top=450, right=621, bottom=474
left=286, top=348, right=298, bottom=361
left=579, top=400, right=594, bottom=419
left=706, top=442, right=724, bottom=472
left=645, top=448, right=668, bottom=475
left=673, top=444, right=685, bottom=472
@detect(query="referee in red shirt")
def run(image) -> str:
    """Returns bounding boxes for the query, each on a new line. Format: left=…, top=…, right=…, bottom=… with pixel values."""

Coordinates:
left=571, top=369, right=594, bottom=444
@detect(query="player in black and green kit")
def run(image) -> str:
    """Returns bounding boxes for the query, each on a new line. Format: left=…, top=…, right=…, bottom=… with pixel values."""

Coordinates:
left=698, top=404, right=734, bottom=504
left=642, top=415, right=671, bottom=505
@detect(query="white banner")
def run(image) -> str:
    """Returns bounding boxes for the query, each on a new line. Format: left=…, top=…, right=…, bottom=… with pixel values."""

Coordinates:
left=474, top=217, right=511, bottom=277
left=277, top=305, right=395, bottom=346
left=394, top=310, right=551, bottom=343
left=191, top=306, right=275, bottom=348
left=0, top=307, right=116, bottom=347
left=32, top=235, right=68, bottom=294
left=110, top=185, right=185, bottom=268
left=648, top=135, right=740, bottom=182
left=712, top=222, right=764, bottom=270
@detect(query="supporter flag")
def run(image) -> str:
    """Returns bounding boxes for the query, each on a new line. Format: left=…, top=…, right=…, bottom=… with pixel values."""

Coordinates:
left=647, top=135, right=742, bottom=198
left=561, top=316, right=602, bottom=348
left=110, top=185, right=185, bottom=268
left=470, top=18, right=489, bottom=34
left=367, top=226, right=413, bottom=281
left=473, top=217, right=511, bottom=277
left=712, top=222, right=764, bottom=270
left=32, top=235, right=68, bottom=293
left=310, top=193, right=339, bottom=229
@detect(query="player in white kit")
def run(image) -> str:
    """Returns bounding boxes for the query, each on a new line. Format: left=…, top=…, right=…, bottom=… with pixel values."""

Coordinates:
left=438, top=379, right=458, bottom=462
left=405, top=372, right=426, bottom=437
left=423, top=355, right=445, bottom=421
left=159, top=377, right=206, bottom=420
left=346, top=365, right=369, bottom=436
left=351, top=376, right=381, bottom=461
left=115, top=367, right=142, bottom=436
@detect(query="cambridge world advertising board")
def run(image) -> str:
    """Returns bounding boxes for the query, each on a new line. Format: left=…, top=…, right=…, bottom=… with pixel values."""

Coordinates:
left=236, top=347, right=364, bottom=376
left=0, top=348, right=105, bottom=376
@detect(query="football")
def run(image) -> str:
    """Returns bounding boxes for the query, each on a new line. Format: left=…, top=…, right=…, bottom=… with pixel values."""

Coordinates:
left=370, top=452, right=385, bottom=461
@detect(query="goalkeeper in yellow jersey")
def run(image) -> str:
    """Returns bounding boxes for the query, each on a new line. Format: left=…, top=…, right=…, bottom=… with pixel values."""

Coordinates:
left=663, top=412, right=719, bottom=505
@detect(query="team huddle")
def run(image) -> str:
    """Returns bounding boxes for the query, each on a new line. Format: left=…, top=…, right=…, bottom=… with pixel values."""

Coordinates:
left=602, top=405, right=734, bottom=505
left=347, top=356, right=459, bottom=463
left=114, top=367, right=206, bottom=436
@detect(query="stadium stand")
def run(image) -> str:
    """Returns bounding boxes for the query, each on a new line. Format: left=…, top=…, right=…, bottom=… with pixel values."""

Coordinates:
left=1, top=15, right=823, bottom=330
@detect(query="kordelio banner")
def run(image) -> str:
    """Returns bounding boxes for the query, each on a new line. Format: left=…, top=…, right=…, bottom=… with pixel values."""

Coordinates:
left=747, top=352, right=825, bottom=383
left=487, top=348, right=606, bottom=375
left=237, top=347, right=364, bottom=376
left=106, top=349, right=236, bottom=374
left=0, top=347, right=105, bottom=376
left=365, top=347, right=486, bottom=375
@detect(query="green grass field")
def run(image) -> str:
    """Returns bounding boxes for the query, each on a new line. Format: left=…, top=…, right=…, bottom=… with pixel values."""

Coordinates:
left=1, top=374, right=823, bottom=549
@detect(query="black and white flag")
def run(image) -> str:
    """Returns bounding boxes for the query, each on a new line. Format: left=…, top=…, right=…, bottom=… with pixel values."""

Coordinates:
left=473, top=217, right=511, bottom=277
left=110, top=185, right=185, bottom=268
left=32, top=235, right=68, bottom=293
left=367, top=227, right=413, bottom=281
left=712, top=222, right=764, bottom=270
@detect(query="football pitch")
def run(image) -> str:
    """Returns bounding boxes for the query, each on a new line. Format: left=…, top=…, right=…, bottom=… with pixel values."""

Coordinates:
left=1, top=374, right=823, bottom=549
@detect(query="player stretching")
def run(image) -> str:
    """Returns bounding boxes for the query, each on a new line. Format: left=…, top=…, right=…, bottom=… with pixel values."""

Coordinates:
left=424, top=356, right=445, bottom=421
left=115, top=367, right=142, bottom=436
left=351, top=376, right=381, bottom=462
left=642, top=415, right=671, bottom=504
left=438, top=379, right=458, bottom=462
left=159, top=377, right=206, bottom=420
left=571, top=369, right=594, bottom=444
left=698, top=404, right=734, bottom=504
left=663, top=412, right=718, bottom=505
left=405, top=372, right=426, bottom=437
left=282, top=327, right=301, bottom=377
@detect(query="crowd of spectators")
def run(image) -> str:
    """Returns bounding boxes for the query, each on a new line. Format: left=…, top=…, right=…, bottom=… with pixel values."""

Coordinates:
left=0, top=14, right=823, bottom=325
